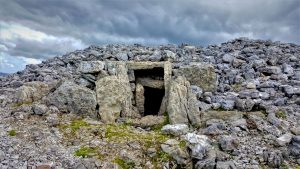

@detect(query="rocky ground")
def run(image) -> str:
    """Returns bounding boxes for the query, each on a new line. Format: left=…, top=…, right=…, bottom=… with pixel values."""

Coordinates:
left=0, top=38, right=299, bottom=169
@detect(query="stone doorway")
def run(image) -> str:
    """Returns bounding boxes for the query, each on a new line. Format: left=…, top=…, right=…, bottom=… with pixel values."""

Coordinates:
left=127, top=61, right=172, bottom=117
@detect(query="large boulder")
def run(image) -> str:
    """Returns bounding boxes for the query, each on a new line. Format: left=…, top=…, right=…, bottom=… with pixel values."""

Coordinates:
left=175, top=63, right=217, bottom=92
left=47, top=81, right=97, bottom=117
left=15, top=81, right=50, bottom=104
left=95, top=75, right=132, bottom=123
left=167, top=76, right=201, bottom=126
left=77, top=61, right=105, bottom=73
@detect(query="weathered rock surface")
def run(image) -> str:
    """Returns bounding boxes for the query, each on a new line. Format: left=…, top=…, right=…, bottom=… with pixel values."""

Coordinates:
left=176, top=63, right=217, bottom=92
left=95, top=76, right=132, bottom=123
left=15, top=81, right=50, bottom=104
left=47, top=81, right=97, bottom=117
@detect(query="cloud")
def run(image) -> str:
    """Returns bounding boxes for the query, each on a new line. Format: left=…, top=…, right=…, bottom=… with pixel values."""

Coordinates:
left=0, top=0, right=299, bottom=73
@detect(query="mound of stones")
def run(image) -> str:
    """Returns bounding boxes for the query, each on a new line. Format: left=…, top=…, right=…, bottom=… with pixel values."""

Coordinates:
left=0, top=38, right=299, bottom=168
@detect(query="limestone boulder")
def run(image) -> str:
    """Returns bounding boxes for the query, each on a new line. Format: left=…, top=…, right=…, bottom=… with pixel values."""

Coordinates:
left=167, top=76, right=189, bottom=124
left=167, top=76, right=201, bottom=126
left=77, top=61, right=105, bottom=73
left=95, top=76, right=132, bottom=123
left=15, top=81, right=50, bottom=104
left=175, top=63, right=217, bottom=92
left=47, top=81, right=97, bottom=117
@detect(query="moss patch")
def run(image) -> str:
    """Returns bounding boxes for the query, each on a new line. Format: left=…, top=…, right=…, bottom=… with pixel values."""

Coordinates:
left=11, top=101, right=32, bottom=108
left=276, top=110, right=286, bottom=119
left=113, top=157, right=135, bottom=169
left=74, top=146, right=97, bottom=158
left=8, top=130, right=16, bottom=136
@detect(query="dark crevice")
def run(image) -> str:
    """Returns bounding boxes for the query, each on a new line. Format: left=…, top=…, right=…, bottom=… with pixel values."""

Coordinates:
left=143, top=86, right=165, bottom=116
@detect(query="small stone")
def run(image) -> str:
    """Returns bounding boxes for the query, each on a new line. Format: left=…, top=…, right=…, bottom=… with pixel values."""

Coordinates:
left=161, top=124, right=189, bottom=136
left=222, top=54, right=234, bottom=63
left=32, top=104, right=48, bottom=115
left=219, top=135, right=239, bottom=152
left=0, top=150, right=5, bottom=161
left=246, top=82, right=256, bottom=89
left=291, top=127, right=300, bottom=135
left=276, top=133, right=293, bottom=146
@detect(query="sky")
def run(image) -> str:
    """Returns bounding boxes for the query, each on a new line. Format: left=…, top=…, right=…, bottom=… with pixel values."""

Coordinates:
left=0, top=0, right=299, bottom=73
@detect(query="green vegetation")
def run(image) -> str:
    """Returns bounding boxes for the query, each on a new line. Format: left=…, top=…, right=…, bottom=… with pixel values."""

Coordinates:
left=11, top=101, right=32, bottom=108
left=276, top=110, right=287, bottom=119
left=113, top=157, right=135, bottom=169
left=295, top=165, right=300, bottom=169
left=179, top=140, right=186, bottom=149
left=105, top=124, right=169, bottom=144
left=280, top=162, right=289, bottom=169
left=151, top=112, right=169, bottom=131
left=231, top=83, right=242, bottom=92
left=74, top=146, right=96, bottom=158
left=8, top=130, right=16, bottom=136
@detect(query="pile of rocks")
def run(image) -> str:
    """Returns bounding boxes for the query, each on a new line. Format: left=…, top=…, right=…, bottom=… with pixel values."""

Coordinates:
left=0, top=38, right=299, bottom=168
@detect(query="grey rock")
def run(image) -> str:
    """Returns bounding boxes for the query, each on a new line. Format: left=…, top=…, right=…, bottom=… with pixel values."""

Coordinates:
left=32, top=104, right=48, bottom=115
left=47, top=81, right=97, bottom=118
left=263, top=150, right=283, bottom=168
left=289, top=135, right=300, bottom=157
left=15, top=81, right=50, bottom=104
left=221, top=100, right=235, bottom=110
left=291, top=127, right=300, bottom=135
left=115, top=52, right=128, bottom=61
left=222, top=54, right=234, bottom=63
left=176, top=63, right=217, bottom=92
left=161, top=139, right=190, bottom=165
left=0, top=150, right=4, bottom=161
left=161, top=124, right=189, bottom=136
left=216, top=161, right=237, bottom=169
left=197, top=101, right=212, bottom=112
left=276, top=133, right=293, bottom=146
left=235, top=98, right=255, bottom=111
left=77, top=61, right=105, bottom=73
left=260, top=66, right=282, bottom=75
left=282, top=63, right=293, bottom=74
left=219, top=135, right=239, bottom=152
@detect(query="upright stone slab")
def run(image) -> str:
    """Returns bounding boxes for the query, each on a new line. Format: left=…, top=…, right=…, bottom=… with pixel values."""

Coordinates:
left=167, top=76, right=189, bottom=124
left=167, top=76, right=201, bottom=126
left=135, top=83, right=145, bottom=114
left=96, top=62, right=133, bottom=123
left=175, top=62, right=217, bottom=92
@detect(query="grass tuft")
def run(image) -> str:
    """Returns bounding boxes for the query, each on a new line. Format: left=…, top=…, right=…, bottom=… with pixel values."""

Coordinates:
left=74, top=146, right=96, bottom=158
left=8, top=130, right=16, bottom=136
left=113, top=157, right=135, bottom=169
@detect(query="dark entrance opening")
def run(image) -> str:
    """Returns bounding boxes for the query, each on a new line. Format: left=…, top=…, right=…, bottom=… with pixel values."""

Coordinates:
left=144, top=86, right=165, bottom=116
left=134, top=67, right=164, bottom=80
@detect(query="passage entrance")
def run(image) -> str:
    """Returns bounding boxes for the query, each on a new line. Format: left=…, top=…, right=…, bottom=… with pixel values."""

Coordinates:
left=143, top=86, right=165, bottom=116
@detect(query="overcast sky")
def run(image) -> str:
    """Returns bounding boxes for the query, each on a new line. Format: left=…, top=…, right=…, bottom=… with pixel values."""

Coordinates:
left=0, top=0, right=299, bottom=73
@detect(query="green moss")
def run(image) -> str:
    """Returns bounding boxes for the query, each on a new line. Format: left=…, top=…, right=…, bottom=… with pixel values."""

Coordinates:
left=280, top=162, right=289, bottom=169
left=151, top=112, right=170, bottom=131
left=231, top=84, right=242, bottom=92
left=276, top=111, right=286, bottom=119
left=70, top=120, right=89, bottom=132
left=295, top=165, right=300, bottom=169
left=151, top=150, right=172, bottom=168
left=8, top=130, right=16, bottom=136
left=105, top=123, right=169, bottom=144
left=179, top=140, right=187, bottom=149
left=74, top=146, right=96, bottom=158
left=113, top=157, right=135, bottom=169
left=11, top=101, right=32, bottom=108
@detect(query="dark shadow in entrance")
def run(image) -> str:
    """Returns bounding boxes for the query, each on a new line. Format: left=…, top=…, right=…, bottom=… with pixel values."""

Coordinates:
left=143, top=86, right=165, bottom=116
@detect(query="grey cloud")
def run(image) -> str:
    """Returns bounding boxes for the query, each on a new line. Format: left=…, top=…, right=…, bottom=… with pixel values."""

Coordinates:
left=0, top=0, right=299, bottom=61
